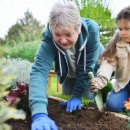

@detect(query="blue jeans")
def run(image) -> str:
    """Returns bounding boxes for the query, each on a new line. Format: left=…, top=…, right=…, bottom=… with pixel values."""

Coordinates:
left=106, top=81, right=130, bottom=112
left=62, top=77, right=94, bottom=99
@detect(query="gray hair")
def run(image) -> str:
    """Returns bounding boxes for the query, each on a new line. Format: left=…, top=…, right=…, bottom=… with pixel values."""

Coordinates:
left=49, top=2, right=81, bottom=33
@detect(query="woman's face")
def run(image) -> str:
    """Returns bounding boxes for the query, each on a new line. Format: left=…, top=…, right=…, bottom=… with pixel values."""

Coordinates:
left=52, top=26, right=79, bottom=49
left=117, top=19, right=130, bottom=43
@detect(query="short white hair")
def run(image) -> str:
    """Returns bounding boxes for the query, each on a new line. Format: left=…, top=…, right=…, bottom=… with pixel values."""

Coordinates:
left=49, top=2, right=81, bottom=33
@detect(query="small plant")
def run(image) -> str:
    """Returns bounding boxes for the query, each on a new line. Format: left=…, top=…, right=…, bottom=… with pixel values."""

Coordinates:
left=3, top=58, right=32, bottom=112
left=8, top=58, right=32, bottom=86
left=0, top=58, right=26, bottom=130
left=124, top=98, right=130, bottom=111
left=124, top=98, right=130, bottom=129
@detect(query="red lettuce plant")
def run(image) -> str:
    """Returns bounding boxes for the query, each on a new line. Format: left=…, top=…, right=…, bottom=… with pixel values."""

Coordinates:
left=4, top=58, right=32, bottom=111
left=5, top=82, right=29, bottom=106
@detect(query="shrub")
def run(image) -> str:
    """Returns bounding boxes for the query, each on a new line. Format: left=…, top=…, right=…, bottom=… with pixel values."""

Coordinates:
left=0, top=58, right=26, bottom=130
left=3, top=58, right=32, bottom=113
left=4, top=40, right=39, bottom=62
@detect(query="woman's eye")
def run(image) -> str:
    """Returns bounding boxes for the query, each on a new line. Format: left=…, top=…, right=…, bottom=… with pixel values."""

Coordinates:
left=55, top=33, right=60, bottom=37
left=66, top=34, right=72, bottom=37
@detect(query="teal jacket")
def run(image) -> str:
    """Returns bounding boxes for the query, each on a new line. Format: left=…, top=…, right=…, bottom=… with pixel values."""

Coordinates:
left=29, top=18, right=104, bottom=115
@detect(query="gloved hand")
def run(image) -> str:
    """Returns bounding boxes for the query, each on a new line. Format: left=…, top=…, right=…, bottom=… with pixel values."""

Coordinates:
left=31, top=113, right=58, bottom=130
left=59, top=97, right=81, bottom=112
left=90, top=76, right=107, bottom=93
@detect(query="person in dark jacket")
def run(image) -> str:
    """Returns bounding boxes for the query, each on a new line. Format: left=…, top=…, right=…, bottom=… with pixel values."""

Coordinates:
left=29, top=2, right=104, bottom=130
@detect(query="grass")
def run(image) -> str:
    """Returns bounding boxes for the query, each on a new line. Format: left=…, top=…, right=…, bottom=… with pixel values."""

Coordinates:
left=47, top=77, right=71, bottom=100
left=47, top=76, right=92, bottom=105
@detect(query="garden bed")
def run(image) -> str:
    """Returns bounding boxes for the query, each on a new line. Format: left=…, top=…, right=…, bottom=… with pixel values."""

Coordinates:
left=7, top=96, right=130, bottom=130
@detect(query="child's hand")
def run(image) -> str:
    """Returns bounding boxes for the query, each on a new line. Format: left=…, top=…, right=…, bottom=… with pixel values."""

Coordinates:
left=89, top=76, right=107, bottom=93
left=90, top=79, right=102, bottom=92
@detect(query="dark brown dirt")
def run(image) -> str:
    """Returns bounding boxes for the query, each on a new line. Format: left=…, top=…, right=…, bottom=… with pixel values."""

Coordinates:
left=7, top=119, right=31, bottom=130
left=48, top=98, right=129, bottom=130
left=7, top=97, right=130, bottom=130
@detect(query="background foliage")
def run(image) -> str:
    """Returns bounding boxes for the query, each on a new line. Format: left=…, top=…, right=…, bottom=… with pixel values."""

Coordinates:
left=0, top=10, right=44, bottom=46
left=0, top=56, right=25, bottom=130
left=0, top=0, right=117, bottom=61
left=4, top=40, right=39, bottom=62
left=71, top=0, right=116, bottom=44
left=0, top=2, right=122, bottom=127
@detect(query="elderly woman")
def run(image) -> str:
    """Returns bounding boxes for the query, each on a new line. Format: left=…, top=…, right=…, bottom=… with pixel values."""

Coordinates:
left=29, top=2, right=104, bottom=130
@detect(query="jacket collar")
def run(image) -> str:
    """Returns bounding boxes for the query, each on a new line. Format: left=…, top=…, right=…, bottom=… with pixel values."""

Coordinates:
left=116, top=41, right=130, bottom=53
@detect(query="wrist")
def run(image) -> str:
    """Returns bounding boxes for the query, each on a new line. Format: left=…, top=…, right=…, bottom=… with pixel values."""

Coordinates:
left=72, top=96, right=81, bottom=100
left=32, top=113, right=48, bottom=122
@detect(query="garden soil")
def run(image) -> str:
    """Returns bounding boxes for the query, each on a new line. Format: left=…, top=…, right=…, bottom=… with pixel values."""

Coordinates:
left=7, top=97, right=130, bottom=130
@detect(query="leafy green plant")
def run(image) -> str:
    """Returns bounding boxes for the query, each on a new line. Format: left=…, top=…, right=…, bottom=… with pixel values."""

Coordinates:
left=2, top=10, right=44, bottom=46
left=2, top=58, right=33, bottom=114
left=3, top=40, right=39, bottom=62
left=101, top=81, right=112, bottom=103
left=70, top=0, right=116, bottom=45
left=0, top=58, right=26, bottom=130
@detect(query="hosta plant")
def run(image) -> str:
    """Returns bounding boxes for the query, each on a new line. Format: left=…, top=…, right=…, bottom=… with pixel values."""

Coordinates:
left=0, top=58, right=26, bottom=130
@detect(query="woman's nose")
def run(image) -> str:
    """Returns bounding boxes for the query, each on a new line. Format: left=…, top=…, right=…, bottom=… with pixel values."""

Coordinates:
left=59, top=37, right=67, bottom=44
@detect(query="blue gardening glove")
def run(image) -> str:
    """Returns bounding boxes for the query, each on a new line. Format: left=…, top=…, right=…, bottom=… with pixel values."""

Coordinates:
left=59, top=97, right=82, bottom=112
left=31, top=113, right=58, bottom=130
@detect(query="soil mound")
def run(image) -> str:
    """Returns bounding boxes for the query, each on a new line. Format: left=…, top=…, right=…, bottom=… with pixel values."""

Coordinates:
left=7, top=97, right=129, bottom=130
left=48, top=98, right=129, bottom=130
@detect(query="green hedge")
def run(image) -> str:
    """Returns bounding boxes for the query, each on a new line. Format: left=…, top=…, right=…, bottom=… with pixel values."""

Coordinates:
left=4, top=40, right=40, bottom=62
